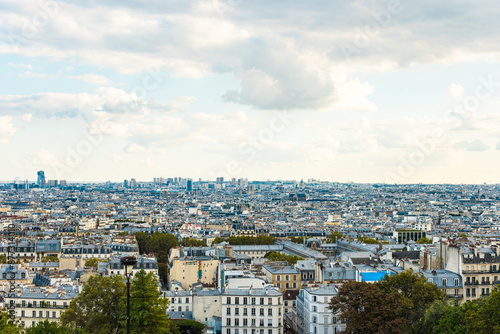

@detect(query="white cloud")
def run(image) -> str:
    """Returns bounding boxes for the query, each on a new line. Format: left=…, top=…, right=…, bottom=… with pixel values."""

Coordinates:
left=21, top=113, right=32, bottom=121
left=447, top=83, right=465, bottom=100
left=125, top=143, right=149, bottom=153
left=0, top=116, right=17, bottom=144
left=8, top=62, right=32, bottom=69
left=69, top=73, right=111, bottom=85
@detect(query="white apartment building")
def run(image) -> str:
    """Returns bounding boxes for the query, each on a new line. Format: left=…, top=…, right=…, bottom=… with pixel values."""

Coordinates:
left=4, top=286, right=79, bottom=328
left=294, top=285, right=345, bottom=334
left=222, top=277, right=284, bottom=334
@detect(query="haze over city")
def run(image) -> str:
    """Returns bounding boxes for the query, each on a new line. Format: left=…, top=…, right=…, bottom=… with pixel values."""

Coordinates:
left=1, top=1, right=500, bottom=183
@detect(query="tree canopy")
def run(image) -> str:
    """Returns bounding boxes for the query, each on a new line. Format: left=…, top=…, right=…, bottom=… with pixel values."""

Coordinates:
left=61, top=275, right=126, bottom=334
left=126, top=270, right=172, bottom=334
left=264, top=252, right=304, bottom=266
left=134, top=232, right=179, bottom=283
left=330, top=270, right=446, bottom=334
left=61, top=271, right=174, bottom=334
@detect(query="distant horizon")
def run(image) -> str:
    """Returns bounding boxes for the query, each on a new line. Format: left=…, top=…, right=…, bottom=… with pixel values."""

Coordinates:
left=1, top=177, right=498, bottom=186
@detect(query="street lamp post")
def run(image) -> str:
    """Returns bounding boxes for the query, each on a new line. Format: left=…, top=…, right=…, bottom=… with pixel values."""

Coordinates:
left=121, top=256, right=137, bottom=334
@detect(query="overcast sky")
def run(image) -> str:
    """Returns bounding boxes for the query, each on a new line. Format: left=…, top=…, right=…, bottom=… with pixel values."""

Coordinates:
left=1, top=0, right=499, bottom=183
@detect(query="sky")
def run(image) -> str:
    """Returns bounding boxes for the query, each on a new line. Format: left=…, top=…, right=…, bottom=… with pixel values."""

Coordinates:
left=0, top=0, right=500, bottom=184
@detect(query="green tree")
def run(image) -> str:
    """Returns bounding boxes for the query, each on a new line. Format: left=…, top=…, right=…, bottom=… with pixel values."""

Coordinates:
left=41, top=255, right=59, bottom=262
left=357, top=236, right=389, bottom=244
left=212, top=236, right=224, bottom=244
left=180, top=238, right=206, bottom=247
left=411, top=300, right=466, bottom=334
left=0, top=308, right=21, bottom=334
left=25, top=320, right=79, bottom=334
left=61, top=275, right=126, bottom=334
left=327, top=231, right=345, bottom=243
left=289, top=236, right=305, bottom=244
left=0, top=254, right=7, bottom=264
left=264, top=252, right=304, bottom=266
left=377, top=270, right=446, bottom=328
left=175, top=319, right=205, bottom=334
left=416, top=237, right=433, bottom=244
left=329, top=281, right=407, bottom=334
left=84, top=258, right=100, bottom=268
left=126, top=269, right=172, bottom=334
left=134, top=232, right=179, bottom=283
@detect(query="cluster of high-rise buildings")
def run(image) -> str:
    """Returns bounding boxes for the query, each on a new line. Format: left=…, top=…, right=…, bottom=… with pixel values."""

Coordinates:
left=0, top=175, right=499, bottom=332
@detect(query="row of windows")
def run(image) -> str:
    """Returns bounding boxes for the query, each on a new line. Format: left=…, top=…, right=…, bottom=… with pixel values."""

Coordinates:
left=226, top=307, right=275, bottom=316
left=170, top=297, right=190, bottom=303
left=428, top=278, right=460, bottom=286
left=226, top=318, right=274, bottom=327
left=276, top=275, right=297, bottom=281
left=466, top=287, right=490, bottom=297
left=170, top=306, right=189, bottom=312
left=226, top=297, right=277, bottom=305
left=225, top=327, right=281, bottom=334
left=19, top=300, right=68, bottom=307
left=2, top=272, right=27, bottom=279
left=276, top=282, right=297, bottom=289
left=465, top=276, right=498, bottom=284
left=21, top=310, right=57, bottom=318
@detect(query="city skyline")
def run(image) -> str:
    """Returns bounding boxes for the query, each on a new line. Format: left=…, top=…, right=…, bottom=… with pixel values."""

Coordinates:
left=1, top=1, right=500, bottom=183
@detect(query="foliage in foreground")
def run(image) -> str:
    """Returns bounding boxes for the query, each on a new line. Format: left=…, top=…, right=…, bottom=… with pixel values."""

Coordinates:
left=330, top=270, right=445, bottom=334
left=61, top=270, right=174, bottom=334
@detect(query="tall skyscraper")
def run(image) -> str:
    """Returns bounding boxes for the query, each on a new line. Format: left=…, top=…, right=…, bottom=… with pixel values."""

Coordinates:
left=187, top=179, right=193, bottom=191
left=37, top=171, right=46, bottom=188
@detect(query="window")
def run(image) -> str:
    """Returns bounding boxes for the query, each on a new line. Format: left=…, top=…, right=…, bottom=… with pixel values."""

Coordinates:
left=268, top=298, right=272, bottom=305
left=313, top=316, right=317, bottom=323
left=268, top=309, right=272, bottom=316
left=244, top=297, right=248, bottom=305
left=32, top=311, right=36, bottom=318
left=442, top=278, right=447, bottom=287
left=277, top=283, right=281, bottom=288
left=235, top=319, right=240, bottom=326
left=260, top=298, right=264, bottom=305
left=472, top=288, right=476, bottom=297
left=227, top=308, right=231, bottom=315
left=268, top=319, right=273, bottom=327
left=227, top=297, right=231, bottom=305
left=285, top=275, right=289, bottom=281
left=293, top=275, right=297, bottom=280
left=235, top=308, right=239, bottom=315
left=227, top=318, right=231, bottom=326
left=251, top=308, right=256, bottom=316
left=22, top=300, right=26, bottom=307
left=313, top=296, right=317, bottom=302
left=243, top=319, right=248, bottom=326
left=21, top=311, right=25, bottom=317
left=46, top=311, right=49, bottom=318
left=455, top=289, right=459, bottom=297
left=227, top=329, right=231, bottom=334
left=276, top=276, right=281, bottom=281
left=244, top=308, right=248, bottom=316
left=260, top=319, right=264, bottom=327
left=39, top=311, right=42, bottom=318
left=251, top=319, right=256, bottom=326
left=260, top=309, right=264, bottom=316
left=313, top=306, right=317, bottom=312
left=454, top=278, right=459, bottom=286
left=252, top=298, right=256, bottom=305
left=235, top=297, right=240, bottom=305
left=186, top=297, right=189, bottom=303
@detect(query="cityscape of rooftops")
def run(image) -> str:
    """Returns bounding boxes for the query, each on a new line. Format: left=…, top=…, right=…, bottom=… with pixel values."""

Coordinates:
left=1, top=0, right=500, bottom=333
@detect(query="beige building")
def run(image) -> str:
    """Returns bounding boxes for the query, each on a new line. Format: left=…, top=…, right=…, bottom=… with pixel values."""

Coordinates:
left=168, top=247, right=219, bottom=290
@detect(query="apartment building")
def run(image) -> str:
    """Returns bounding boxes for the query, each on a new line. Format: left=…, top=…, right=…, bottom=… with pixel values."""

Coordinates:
left=222, top=277, right=284, bottom=334
left=4, top=286, right=79, bottom=328
left=292, top=285, right=345, bottom=334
